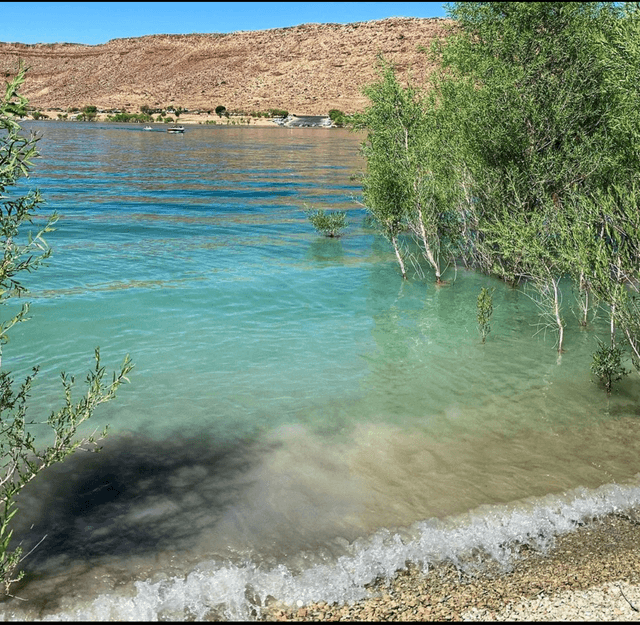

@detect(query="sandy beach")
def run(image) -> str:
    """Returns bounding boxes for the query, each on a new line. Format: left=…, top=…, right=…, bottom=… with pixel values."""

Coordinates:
left=257, top=508, right=640, bottom=621
left=33, top=110, right=301, bottom=127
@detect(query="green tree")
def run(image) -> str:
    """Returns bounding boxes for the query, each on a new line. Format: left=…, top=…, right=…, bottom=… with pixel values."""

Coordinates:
left=107, top=111, right=152, bottom=123
left=79, top=105, right=97, bottom=122
left=350, top=61, right=416, bottom=279
left=352, top=59, right=462, bottom=282
left=436, top=2, right=640, bottom=354
left=215, top=105, right=226, bottom=118
left=569, top=184, right=640, bottom=361
left=0, top=67, right=133, bottom=595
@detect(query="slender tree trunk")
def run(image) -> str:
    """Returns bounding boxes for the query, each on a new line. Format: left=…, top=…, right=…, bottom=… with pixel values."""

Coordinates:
left=611, top=256, right=623, bottom=347
left=624, top=326, right=640, bottom=363
left=415, top=203, right=441, bottom=282
left=391, top=235, right=407, bottom=279
left=579, top=271, right=589, bottom=327
left=611, top=302, right=616, bottom=347
left=552, top=277, right=564, bottom=353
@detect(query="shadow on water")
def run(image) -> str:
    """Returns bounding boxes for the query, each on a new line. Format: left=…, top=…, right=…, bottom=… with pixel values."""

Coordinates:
left=10, top=430, right=262, bottom=578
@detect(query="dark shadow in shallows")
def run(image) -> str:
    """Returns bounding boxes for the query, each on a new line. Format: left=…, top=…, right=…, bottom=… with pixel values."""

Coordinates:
left=10, top=430, right=262, bottom=573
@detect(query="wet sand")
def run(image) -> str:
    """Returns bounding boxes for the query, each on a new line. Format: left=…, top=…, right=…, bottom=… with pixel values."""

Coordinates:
left=258, top=508, right=640, bottom=621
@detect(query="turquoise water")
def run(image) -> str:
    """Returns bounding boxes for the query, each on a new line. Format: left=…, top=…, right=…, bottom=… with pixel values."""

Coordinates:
left=3, top=122, right=640, bottom=619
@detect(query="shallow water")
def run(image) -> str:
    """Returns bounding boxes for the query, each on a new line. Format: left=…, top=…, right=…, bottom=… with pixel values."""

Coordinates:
left=1, top=122, right=640, bottom=620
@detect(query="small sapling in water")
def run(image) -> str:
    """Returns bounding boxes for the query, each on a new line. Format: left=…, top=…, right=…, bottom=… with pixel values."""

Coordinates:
left=591, top=339, right=629, bottom=394
left=477, top=286, right=495, bottom=343
left=305, top=207, right=348, bottom=238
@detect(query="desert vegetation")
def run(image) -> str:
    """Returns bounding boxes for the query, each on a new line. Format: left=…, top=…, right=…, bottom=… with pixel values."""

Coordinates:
left=0, top=67, right=133, bottom=595
left=353, top=2, right=640, bottom=389
left=305, top=207, right=348, bottom=238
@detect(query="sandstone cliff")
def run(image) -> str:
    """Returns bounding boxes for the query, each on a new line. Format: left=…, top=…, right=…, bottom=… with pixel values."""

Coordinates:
left=0, top=17, right=451, bottom=115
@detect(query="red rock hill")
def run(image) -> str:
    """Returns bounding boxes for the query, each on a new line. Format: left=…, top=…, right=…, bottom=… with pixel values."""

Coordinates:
left=0, top=17, right=452, bottom=115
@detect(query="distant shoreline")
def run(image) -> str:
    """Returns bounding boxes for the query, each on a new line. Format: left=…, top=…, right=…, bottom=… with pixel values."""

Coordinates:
left=24, top=111, right=347, bottom=129
left=26, top=110, right=289, bottom=127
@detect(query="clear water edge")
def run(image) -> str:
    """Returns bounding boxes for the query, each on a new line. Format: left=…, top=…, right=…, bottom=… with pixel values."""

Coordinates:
left=0, top=122, right=639, bottom=620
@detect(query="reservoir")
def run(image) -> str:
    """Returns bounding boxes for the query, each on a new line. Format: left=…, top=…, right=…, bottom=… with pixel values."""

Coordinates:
left=3, top=122, right=640, bottom=620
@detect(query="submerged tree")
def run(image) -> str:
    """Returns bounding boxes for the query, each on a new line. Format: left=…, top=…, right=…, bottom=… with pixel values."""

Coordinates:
left=429, top=2, right=640, bottom=362
left=352, top=59, right=463, bottom=283
left=350, top=61, right=413, bottom=279
left=352, top=3, right=640, bottom=386
left=305, top=207, right=348, bottom=238
left=476, top=286, right=494, bottom=343
left=572, top=185, right=640, bottom=373
left=591, top=339, right=629, bottom=394
left=0, top=66, right=133, bottom=595
left=440, top=2, right=638, bottom=352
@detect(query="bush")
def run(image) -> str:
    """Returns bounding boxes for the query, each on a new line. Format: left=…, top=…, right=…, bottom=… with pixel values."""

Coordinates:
left=107, top=112, right=152, bottom=123
left=268, top=108, right=288, bottom=118
left=305, top=207, right=348, bottom=237
left=328, top=108, right=348, bottom=127
left=591, top=340, right=629, bottom=394
left=215, top=105, right=226, bottom=118
left=477, top=287, right=495, bottom=343
left=0, top=66, right=133, bottom=595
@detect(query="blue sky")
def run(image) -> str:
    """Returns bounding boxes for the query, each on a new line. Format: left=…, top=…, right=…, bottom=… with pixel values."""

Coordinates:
left=1, top=2, right=449, bottom=45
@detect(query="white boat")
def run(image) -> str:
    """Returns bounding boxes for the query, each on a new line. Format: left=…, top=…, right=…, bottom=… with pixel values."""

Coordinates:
left=143, top=126, right=153, bottom=131
left=167, top=125, right=185, bottom=133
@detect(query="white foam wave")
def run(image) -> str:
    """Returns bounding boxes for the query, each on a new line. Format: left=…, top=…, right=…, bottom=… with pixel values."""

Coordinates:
left=9, top=477, right=640, bottom=621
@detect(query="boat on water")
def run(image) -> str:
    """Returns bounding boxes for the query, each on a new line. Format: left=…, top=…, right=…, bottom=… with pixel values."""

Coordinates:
left=143, top=126, right=153, bottom=131
left=167, top=125, right=185, bottom=133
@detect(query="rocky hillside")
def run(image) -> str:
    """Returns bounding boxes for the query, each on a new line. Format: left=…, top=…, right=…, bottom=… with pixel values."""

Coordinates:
left=0, top=17, right=451, bottom=116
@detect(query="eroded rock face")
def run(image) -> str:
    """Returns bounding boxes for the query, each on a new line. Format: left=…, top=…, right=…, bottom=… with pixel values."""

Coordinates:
left=0, top=17, right=451, bottom=115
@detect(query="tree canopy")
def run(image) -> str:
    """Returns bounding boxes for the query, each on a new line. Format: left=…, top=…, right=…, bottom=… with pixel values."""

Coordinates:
left=354, top=2, right=640, bottom=379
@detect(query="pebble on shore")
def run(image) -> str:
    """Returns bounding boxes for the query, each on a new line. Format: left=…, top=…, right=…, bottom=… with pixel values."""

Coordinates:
left=256, top=508, right=640, bottom=621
